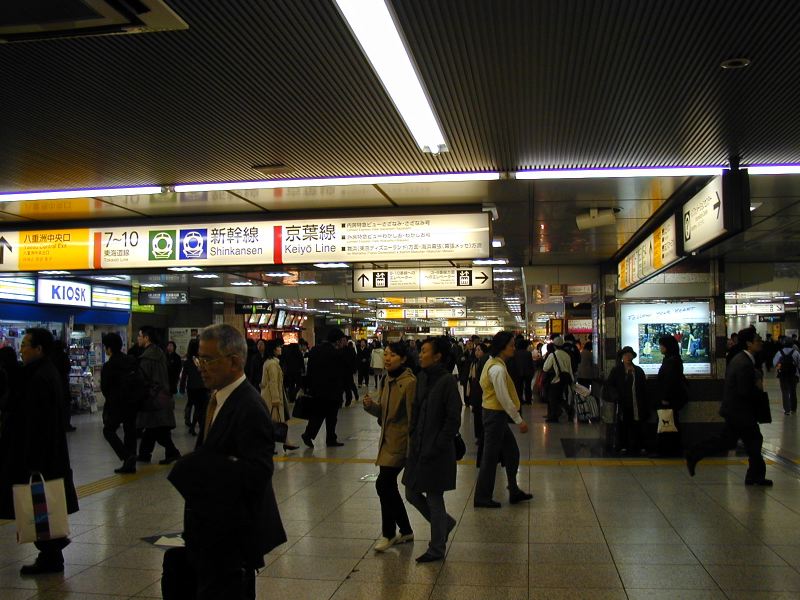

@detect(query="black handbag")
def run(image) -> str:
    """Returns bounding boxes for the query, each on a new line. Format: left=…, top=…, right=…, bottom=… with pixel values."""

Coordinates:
left=454, top=433, right=467, bottom=460
left=291, top=390, right=313, bottom=420
left=756, top=391, right=772, bottom=424
left=270, top=407, right=288, bottom=444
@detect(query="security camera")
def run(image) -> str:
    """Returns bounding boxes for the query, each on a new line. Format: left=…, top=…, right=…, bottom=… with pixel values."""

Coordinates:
left=576, top=208, right=619, bottom=231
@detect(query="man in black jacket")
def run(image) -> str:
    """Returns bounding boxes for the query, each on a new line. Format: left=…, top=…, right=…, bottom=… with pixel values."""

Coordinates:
left=687, top=328, right=771, bottom=486
left=0, top=328, right=79, bottom=575
left=302, top=328, right=348, bottom=447
left=100, top=333, right=139, bottom=474
left=167, top=324, right=285, bottom=599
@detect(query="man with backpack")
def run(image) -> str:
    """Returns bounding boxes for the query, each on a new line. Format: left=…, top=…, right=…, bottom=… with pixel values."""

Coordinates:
left=100, top=333, right=142, bottom=474
left=773, top=340, right=800, bottom=415
left=543, top=336, right=575, bottom=422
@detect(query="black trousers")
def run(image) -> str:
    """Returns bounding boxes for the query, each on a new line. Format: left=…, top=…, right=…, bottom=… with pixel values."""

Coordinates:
left=163, top=547, right=255, bottom=600
left=139, top=426, right=179, bottom=459
left=358, top=366, right=370, bottom=386
left=376, top=466, right=413, bottom=539
left=618, top=405, right=645, bottom=452
left=779, top=377, right=798, bottom=413
left=690, top=418, right=766, bottom=483
left=343, top=375, right=358, bottom=405
left=34, top=537, right=70, bottom=565
left=185, top=388, right=209, bottom=429
left=304, top=400, right=340, bottom=443
left=475, top=409, right=521, bottom=503
left=103, top=405, right=138, bottom=461
left=546, top=381, right=570, bottom=420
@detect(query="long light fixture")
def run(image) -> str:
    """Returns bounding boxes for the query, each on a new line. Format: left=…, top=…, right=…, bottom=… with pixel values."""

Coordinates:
left=0, top=186, right=163, bottom=202
left=515, top=167, right=723, bottom=180
left=334, top=0, right=446, bottom=153
left=473, top=258, right=508, bottom=265
left=174, top=171, right=498, bottom=193
left=746, top=164, right=800, bottom=175
left=314, top=263, right=349, bottom=269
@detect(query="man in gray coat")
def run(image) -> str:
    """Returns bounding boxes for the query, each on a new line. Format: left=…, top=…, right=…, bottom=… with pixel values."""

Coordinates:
left=402, top=336, right=461, bottom=563
left=687, top=328, right=771, bottom=486
left=136, top=326, right=180, bottom=465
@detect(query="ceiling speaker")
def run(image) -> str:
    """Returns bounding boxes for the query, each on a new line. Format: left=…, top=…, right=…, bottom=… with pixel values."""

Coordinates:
left=576, top=208, right=619, bottom=231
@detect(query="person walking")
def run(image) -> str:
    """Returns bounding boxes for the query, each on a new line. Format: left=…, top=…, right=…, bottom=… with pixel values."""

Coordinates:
left=245, top=339, right=267, bottom=389
left=655, top=335, right=688, bottom=457
left=302, top=328, right=348, bottom=448
left=0, top=328, right=79, bottom=575
left=543, top=336, right=574, bottom=422
left=100, top=333, right=140, bottom=474
left=136, top=326, right=181, bottom=465
left=357, top=339, right=371, bottom=388
left=576, top=340, right=594, bottom=389
left=467, top=342, right=489, bottom=467
left=513, top=336, right=535, bottom=404
left=687, top=328, right=772, bottom=486
left=179, top=339, right=208, bottom=436
left=165, top=341, right=182, bottom=396
left=51, top=340, right=75, bottom=432
left=402, top=337, right=461, bottom=563
left=474, top=331, right=532, bottom=508
left=604, top=346, right=648, bottom=455
left=773, top=340, right=800, bottom=415
left=342, top=338, right=359, bottom=407
left=167, top=324, right=286, bottom=599
left=261, top=339, right=299, bottom=452
left=362, top=342, right=416, bottom=552
left=371, top=341, right=385, bottom=388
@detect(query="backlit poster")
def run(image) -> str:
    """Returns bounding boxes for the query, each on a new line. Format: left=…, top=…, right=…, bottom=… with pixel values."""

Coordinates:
left=620, top=302, right=711, bottom=375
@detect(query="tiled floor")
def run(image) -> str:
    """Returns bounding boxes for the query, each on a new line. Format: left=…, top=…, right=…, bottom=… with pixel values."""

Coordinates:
left=2, top=378, right=799, bottom=599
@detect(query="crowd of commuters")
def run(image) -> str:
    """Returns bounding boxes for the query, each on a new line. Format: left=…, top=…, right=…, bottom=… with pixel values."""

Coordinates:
left=0, top=320, right=789, bottom=594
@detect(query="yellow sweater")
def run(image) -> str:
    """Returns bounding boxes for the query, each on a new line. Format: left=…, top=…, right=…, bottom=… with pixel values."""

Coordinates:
left=480, top=356, right=521, bottom=412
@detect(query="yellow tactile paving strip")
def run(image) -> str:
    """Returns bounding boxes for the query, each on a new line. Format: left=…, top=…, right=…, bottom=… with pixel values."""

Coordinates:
left=74, top=463, right=163, bottom=498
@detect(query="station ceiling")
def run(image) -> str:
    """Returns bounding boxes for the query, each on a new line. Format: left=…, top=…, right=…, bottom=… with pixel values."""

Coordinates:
left=2, top=1, right=800, bottom=322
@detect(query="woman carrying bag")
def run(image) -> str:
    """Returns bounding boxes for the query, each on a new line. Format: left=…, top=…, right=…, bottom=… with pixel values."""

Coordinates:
left=362, top=342, right=416, bottom=552
left=260, top=339, right=299, bottom=453
left=604, top=346, right=648, bottom=455
left=656, top=335, right=689, bottom=457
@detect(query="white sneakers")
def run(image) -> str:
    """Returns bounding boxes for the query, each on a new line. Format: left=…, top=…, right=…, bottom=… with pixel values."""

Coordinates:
left=374, top=532, right=414, bottom=552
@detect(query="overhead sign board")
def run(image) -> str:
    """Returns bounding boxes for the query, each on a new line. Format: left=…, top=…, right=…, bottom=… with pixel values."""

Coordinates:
left=682, top=176, right=726, bottom=253
left=37, top=279, right=91, bottom=307
left=618, top=215, right=678, bottom=291
left=0, top=213, right=490, bottom=272
left=91, top=286, right=131, bottom=310
left=353, top=267, right=492, bottom=292
left=235, top=302, right=274, bottom=314
left=376, top=307, right=467, bottom=319
left=0, top=277, right=36, bottom=303
left=138, top=290, right=190, bottom=305
left=725, top=302, right=784, bottom=315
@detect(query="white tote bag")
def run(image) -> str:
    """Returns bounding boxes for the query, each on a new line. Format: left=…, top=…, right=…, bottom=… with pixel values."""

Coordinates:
left=657, top=409, right=678, bottom=434
left=12, top=473, right=70, bottom=544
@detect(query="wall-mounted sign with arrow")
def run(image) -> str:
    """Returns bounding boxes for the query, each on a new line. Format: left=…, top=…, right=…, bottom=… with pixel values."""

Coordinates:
left=682, top=176, right=727, bottom=253
left=353, top=267, right=493, bottom=292
left=0, top=236, right=12, bottom=265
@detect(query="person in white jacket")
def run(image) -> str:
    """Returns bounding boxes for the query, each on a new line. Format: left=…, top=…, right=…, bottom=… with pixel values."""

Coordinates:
left=543, top=336, right=574, bottom=422
left=260, top=339, right=298, bottom=452
left=370, top=341, right=386, bottom=388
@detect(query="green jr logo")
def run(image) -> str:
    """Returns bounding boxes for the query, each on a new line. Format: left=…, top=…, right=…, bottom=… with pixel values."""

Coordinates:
left=149, top=230, right=176, bottom=260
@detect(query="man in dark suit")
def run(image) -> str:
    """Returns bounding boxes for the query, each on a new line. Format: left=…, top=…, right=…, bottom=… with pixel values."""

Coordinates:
left=302, top=328, right=348, bottom=447
left=167, top=324, right=286, bottom=599
left=687, top=328, right=772, bottom=486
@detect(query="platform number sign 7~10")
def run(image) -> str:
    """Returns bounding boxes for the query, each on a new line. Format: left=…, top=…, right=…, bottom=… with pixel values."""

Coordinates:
left=104, top=231, right=139, bottom=247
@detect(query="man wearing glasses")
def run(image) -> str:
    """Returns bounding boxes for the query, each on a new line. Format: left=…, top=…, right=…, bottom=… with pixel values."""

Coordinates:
left=167, top=324, right=285, bottom=599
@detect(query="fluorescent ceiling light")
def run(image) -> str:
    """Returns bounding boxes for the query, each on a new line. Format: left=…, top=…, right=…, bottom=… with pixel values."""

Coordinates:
left=168, top=266, right=203, bottom=272
left=193, top=274, right=219, bottom=279
left=230, top=281, right=254, bottom=286
left=264, top=272, right=292, bottom=277
left=515, top=167, right=724, bottom=180
left=0, top=186, right=163, bottom=202
left=314, top=263, right=350, bottom=269
left=494, top=268, right=514, bottom=273
left=747, top=164, right=800, bottom=175
left=492, top=237, right=505, bottom=248
left=174, top=172, right=498, bottom=193
left=319, top=299, right=336, bottom=303
left=140, top=283, right=165, bottom=288
left=473, top=259, right=508, bottom=265
left=92, top=275, right=125, bottom=281
left=39, top=270, right=71, bottom=275
left=335, top=0, right=445, bottom=153
left=296, top=280, right=317, bottom=285
left=494, top=277, right=515, bottom=281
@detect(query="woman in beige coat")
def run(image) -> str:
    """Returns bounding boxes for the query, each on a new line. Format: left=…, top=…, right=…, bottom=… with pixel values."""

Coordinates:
left=362, top=341, right=416, bottom=552
left=260, top=339, right=298, bottom=452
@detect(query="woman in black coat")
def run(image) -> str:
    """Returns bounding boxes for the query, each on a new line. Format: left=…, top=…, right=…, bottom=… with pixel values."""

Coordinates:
left=402, top=336, right=462, bottom=563
left=165, top=341, right=183, bottom=396
left=604, top=346, right=648, bottom=454
left=656, top=335, right=689, bottom=456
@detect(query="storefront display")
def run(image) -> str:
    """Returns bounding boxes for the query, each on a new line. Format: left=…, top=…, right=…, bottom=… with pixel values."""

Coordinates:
left=620, top=301, right=712, bottom=375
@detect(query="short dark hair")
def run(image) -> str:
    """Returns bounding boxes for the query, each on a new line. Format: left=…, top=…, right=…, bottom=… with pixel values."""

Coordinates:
left=489, top=331, right=515, bottom=357
left=102, top=332, right=123, bottom=353
left=564, top=334, right=576, bottom=343
left=25, top=328, right=54, bottom=356
left=422, top=336, right=451, bottom=362
left=327, top=328, right=346, bottom=343
left=386, top=341, right=408, bottom=360
left=139, top=325, right=158, bottom=344
left=659, top=335, right=680, bottom=357
left=738, top=328, right=758, bottom=347
left=264, top=339, right=281, bottom=358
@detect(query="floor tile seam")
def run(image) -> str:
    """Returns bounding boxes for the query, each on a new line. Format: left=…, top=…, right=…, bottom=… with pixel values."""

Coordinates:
left=633, top=466, right=730, bottom=596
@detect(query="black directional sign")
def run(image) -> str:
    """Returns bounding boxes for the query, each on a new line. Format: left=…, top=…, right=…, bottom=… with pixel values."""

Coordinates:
left=0, top=236, right=12, bottom=265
